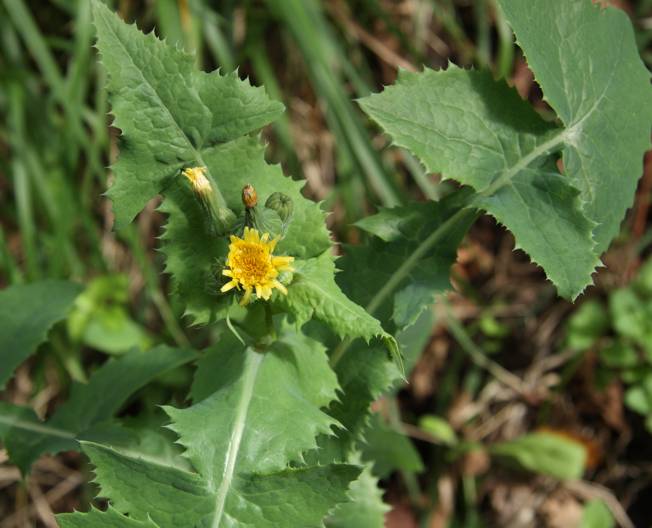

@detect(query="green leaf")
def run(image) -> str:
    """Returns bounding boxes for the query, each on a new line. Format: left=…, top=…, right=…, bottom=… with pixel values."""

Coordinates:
left=277, top=250, right=399, bottom=364
left=361, top=414, right=424, bottom=479
left=92, top=0, right=283, bottom=229
left=326, top=462, right=389, bottom=528
left=490, top=431, right=587, bottom=480
left=359, top=66, right=599, bottom=299
left=419, top=415, right=458, bottom=446
left=82, top=442, right=358, bottom=528
left=345, top=193, right=472, bottom=330
left=498, top=0, right=652, bottom=255
left=566, top=299, right=610, bottom=351
left=316, top=312, right=432, bottom=464
left=580, top=500, right=615, bottom=528
left=58, top=506, right=159, bottom=528
left=67, top=275, right=152, bottom=355
left=2, top=345, right=196, bottom=474
left=66, top=331, right=359, bottom=527
left=0, top=280, right=82, bottom=388
left=160, top=136, right=331, bottom=324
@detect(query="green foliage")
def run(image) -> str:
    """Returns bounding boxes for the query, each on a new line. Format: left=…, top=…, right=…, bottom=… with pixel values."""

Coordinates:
left=360, top=0, right=652, bottom=299
left=497, top=0, right=652, bottom=255
left=59, top=329, right=359, bottom=527
left=564, top=258, right=652, bottom=433
left=490, top=431, right=587, bottom=480
left=0, top=280, right=82, bottom=388
left=0, top=345, right=196, bottom=474
left=326, top=463, right=389, bottom=528
left=361, top=414, right=424, bottom=478
left=580, top=500, right=615, bottom=528
left=67, top=275, right=152, bottom=355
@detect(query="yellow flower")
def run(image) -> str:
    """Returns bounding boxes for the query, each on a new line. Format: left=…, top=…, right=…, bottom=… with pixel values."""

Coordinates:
left=182, top=166, right=211, bottom=195
left=221, top=227, right=294, bottom=305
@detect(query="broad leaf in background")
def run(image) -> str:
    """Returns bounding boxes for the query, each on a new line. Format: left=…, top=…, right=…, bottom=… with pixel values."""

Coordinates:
left=360, top=66, right=598, bottom=299
left=67, top=275, right=152, bottom=355
left=490, top=431, right=587, bottom=480
left=1, top=345, right=196, bottom=474
left=0, top=280, right=82, bottom=388
left=498, top=0, right=652, bottom=255
left=361, top=414, right=424, bottom=479
left=61, top=330, right=359, bottom=527
left=580, top=500, right=615, bottom=528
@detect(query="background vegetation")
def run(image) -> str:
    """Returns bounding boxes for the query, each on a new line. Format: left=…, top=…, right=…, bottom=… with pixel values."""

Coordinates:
left=1, top=0, right=652, bottom=526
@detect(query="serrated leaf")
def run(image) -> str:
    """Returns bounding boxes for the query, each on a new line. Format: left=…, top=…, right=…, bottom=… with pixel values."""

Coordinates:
left=316, top=312, right=432, bottom=464
left=277, top=250, right=399, bottom=365
left=92, top=0, right=283, bottom=229
left=66, top=330, right=359, bottom=527
left=82, top=442, right=358, bottom=528
left=326, top=462, right=389, bottom=528
left=2, top=345, right=196, bottom=474
left=0, top=280, right=82, bottom=388
left=360, top=66, right=600, bottom=299
left=498, top=0, right=652, bottom=255
left=344, top=193, right=472, bottom=328
left=58, top=506, right=159, bottom=528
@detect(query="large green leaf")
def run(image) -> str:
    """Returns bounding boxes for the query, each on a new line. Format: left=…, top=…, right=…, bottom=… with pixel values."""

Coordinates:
left=1, top=345, right=196, bottom=474
left=498, top=0, right=652, bottom=255
left=62, top=330, right=359, bottom=527
left=92, top=0, right=283, bottom=229
left=0, top=280, right=82, bottom=388
left=359, top=66, right=599, bottom=299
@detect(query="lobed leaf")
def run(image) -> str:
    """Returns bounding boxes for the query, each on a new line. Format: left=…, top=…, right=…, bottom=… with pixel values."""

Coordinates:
left=359, top=66, right=600, bottom=299
left=498, top=0, right=652, bottom=255
left=64, top=328, right=359, bottom=527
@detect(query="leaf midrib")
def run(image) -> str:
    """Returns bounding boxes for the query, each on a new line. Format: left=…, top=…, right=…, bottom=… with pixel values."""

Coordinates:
left=210, top=349, right=263, bottom=528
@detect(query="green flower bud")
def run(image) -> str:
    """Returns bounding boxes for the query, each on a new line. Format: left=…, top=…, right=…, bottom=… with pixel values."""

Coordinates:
left=265, top=192, right=294, bottom=223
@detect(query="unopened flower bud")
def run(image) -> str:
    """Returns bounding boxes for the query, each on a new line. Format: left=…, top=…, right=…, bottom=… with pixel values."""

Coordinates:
left=265, top=192, right=294, bottom=223
left=242, top=184, right=258, bottom=209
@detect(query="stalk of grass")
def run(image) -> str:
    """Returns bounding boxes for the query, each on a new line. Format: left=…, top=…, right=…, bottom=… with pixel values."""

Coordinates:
left=266, top=0, right=403, bottom=211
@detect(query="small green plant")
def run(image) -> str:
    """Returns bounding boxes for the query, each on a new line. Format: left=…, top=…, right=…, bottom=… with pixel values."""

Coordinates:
left=566, top=259, right=652, bottom=432
left=0, top=0, right=650, bottom=526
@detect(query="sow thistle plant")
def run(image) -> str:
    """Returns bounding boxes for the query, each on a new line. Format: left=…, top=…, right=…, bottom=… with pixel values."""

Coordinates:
left=0, top=0, right=650, bottom=526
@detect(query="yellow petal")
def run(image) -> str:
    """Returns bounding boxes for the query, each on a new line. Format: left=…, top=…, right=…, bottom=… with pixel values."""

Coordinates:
left=273, top=280, right=288, bottom=295
left=221, top=280, right=238, bottom=293
left=240, top=287, right=253, bottom=305
left=222, top=269, right=233, bottom=277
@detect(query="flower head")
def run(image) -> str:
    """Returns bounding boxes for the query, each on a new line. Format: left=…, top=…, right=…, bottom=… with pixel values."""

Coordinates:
left=182, top=166, right=211, bottom=196
left=221, top=227, right=294, bottom=305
